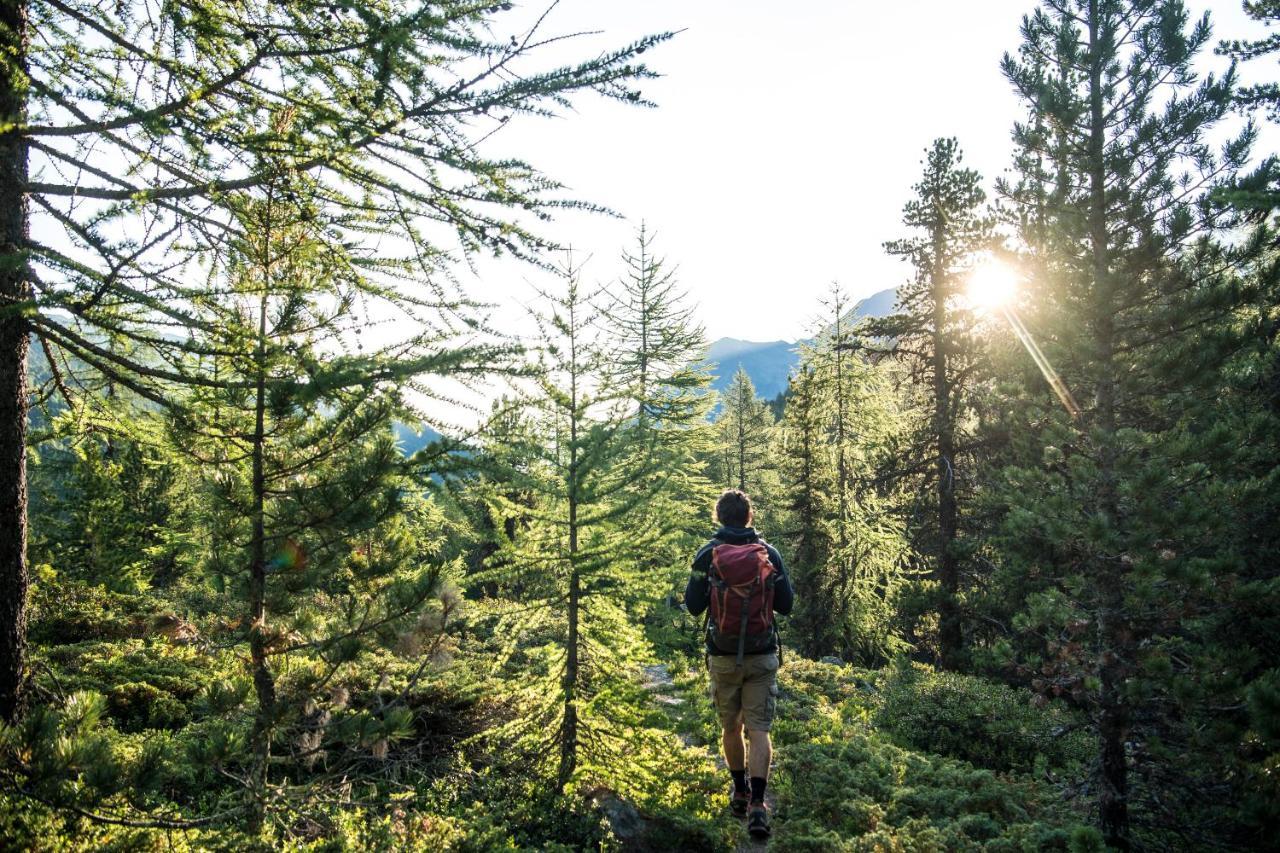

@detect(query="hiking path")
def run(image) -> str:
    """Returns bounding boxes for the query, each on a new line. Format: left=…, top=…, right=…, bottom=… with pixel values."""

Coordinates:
left=642, top=663, right=776, bottom=852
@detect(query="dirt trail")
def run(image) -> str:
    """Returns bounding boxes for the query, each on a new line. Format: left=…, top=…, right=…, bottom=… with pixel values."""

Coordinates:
left=641, top=663, right=775, bottom=852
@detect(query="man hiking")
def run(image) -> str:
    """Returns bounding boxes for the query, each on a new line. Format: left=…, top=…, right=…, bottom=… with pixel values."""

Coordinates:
left=685, top=489, right=794, bottom=840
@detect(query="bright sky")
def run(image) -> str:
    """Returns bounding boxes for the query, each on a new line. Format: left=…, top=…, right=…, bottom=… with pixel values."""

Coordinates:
left=468, top=0, right=1271, bottom=344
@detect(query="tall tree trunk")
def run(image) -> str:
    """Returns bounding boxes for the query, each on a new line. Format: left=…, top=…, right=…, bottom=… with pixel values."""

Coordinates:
left=558, top=563, right=580, bottom=791
left=1087, top=3, right=1129, bottom=847
left=247, top=224, right=277, bottom=832
left=931, top=219, right=961, bottom=669
left=0, top=0, right=30, bottom=725
left=559, top=334, right=581, bottom=792
left=833, top=302, right=849, bottom=550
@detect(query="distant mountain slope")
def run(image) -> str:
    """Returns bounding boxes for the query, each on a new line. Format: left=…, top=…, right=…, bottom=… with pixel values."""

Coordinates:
left=393, top=422, right=443, bottom=456
left=846, top=287, right=897, bottom=324
left=706, top=338, right=798, bottom=400
left=705, top=286, right=897, bottom=400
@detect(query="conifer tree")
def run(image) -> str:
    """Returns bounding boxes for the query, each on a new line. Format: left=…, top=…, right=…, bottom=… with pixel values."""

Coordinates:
left=785, top=300, right=906, bottom=663
left=864, top=138, right=996, bottom=669
left=174, top=172, right=463, bottom=830
left=0, top=0, right=671, bottom=722
left=1216, top=4, right=1280, bottom=212
left=775, top=358, right=836, bottom=656
left=993, top=2, right=1256, bottom=844
left=1220, top=1, right=1280, bottom=122
left=28, top=411, right=190, bottom=594
left=714, top=366, right=775, bottom=500
left=600, top=224, right=716, bottom=607
left=479, top=257, right=660, bottom=794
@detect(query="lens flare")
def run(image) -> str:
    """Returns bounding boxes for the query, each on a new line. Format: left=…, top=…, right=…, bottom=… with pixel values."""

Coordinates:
left=968, top=259, right=1019, bottom=310
left=1002, top=309, right=1082, bottom=420
left=269, top=539, right=307, bottom=572
left=969, top=258, right=1082, bottom=420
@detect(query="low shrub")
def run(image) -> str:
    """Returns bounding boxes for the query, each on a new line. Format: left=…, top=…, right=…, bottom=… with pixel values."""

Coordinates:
left=771, top=725, right=1101, bottom=852
left=27, top=577, right=155, bottom=646
left=874, top=660, right=1090, bottom=774
left=107, top=682, right=190, bottom=732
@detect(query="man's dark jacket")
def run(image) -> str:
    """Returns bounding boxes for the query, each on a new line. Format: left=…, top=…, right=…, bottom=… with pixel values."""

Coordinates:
left=684, top=525, right=794, bottom=655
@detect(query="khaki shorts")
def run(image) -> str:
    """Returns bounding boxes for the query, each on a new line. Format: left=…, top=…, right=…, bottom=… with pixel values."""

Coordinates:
left=708, top=652, right=779, bottom=732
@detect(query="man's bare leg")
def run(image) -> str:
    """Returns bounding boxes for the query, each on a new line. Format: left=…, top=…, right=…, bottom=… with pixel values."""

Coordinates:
left=722, top=714, right=746, bottom=771
left=747, top=729, right=772, bottom=784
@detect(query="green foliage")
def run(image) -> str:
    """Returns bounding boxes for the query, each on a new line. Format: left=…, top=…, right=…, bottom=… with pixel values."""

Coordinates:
left=757, top=661, right=1098, bottom=851
left=27, top=575, right=157, bottom=646
left=775, top=296, right=911, bottom=665
left=711, top=366, right=779, bottom=512
left=106, top=682, right=190, bottom=733
left=601, top=223, right=720, bottom=616
left=874, top=660, right=1089, bottom=775
left=773, top=735, right=1102, bottom=852
left=28, top=415, right=194, bottom=595
left=7, top=0, right=1280, bottom=848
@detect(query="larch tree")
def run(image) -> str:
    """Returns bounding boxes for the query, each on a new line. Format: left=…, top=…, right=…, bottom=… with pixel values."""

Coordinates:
left=478, top=257, right=661, bottom=794
left=0, top=0, right=671, bottom=722
left=994, top=1, right=1256, bottom=845
left=714, top=366, right=774, bottom=499
left=174, top=170, right=465, bottom=830
left=600, top=223, right=716, bottom=607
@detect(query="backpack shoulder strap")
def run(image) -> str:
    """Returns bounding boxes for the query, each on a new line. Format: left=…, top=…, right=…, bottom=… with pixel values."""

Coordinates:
left=695, top=538, right=722, bottom=654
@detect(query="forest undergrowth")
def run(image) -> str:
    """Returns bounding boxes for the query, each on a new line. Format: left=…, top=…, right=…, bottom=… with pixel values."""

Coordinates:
left=1, top=576, right=1106, bottom=852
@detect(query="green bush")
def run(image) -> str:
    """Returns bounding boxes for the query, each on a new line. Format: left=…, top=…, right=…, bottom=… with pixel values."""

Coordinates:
left=44, top=641, right=206, bottom=705
left=874, top=660, right=1090, bottom=774
left=27, top=577, right=154, bottom=646
left=107, top=682, right=191, bottom=732
left=771, top=730, right=1101, bottom=852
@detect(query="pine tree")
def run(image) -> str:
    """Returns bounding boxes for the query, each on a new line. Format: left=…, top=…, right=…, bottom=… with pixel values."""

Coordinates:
left=865, top=138, right=997, bottom=669
left=993, top=2, right=1255, bottom=844
left=1216, top=6, right=1280, bottom=212
left=0, top=0, right=671, bottom=722
left=1220, top=1, right=1280, bottom=122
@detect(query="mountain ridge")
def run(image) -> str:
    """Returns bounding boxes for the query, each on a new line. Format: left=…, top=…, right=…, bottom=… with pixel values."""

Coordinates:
left=704, top=286, right=897, bottom=400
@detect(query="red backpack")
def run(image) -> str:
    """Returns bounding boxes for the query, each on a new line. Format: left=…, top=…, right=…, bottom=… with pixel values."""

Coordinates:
left=707, top=540, right=779, bottom=664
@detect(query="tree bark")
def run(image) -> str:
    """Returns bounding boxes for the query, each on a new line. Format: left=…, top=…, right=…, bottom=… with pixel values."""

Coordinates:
left=558, top=315, right=581, bottom=792
left=247, top=209, right=277, bottom=832
left=931, top=217, right=961, bottom=669
left=833, top=300, right=849, bottom=551
left=558, top=564, right=580, bottom=791
left=1087, top=3, right=1129, bottom=847
left=0, top=0, right=30, bottom=725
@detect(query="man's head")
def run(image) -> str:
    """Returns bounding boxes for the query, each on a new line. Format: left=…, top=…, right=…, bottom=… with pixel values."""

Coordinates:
left=715, top=489, right=753, bottom=528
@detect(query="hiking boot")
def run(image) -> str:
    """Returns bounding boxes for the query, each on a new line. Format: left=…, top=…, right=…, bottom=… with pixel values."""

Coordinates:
left=747, top=804, right=771, bottom=839
left=729, top=787, right=750, bottom=818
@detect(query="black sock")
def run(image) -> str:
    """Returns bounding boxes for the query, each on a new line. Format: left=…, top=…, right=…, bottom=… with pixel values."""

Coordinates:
left=730, top=769, right=748, bottom=793
left=750, top=776, right=767, bottom=804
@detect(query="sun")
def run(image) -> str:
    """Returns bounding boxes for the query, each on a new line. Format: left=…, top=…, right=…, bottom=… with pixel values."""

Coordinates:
left=967, top=259, right=1019, bottom=311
